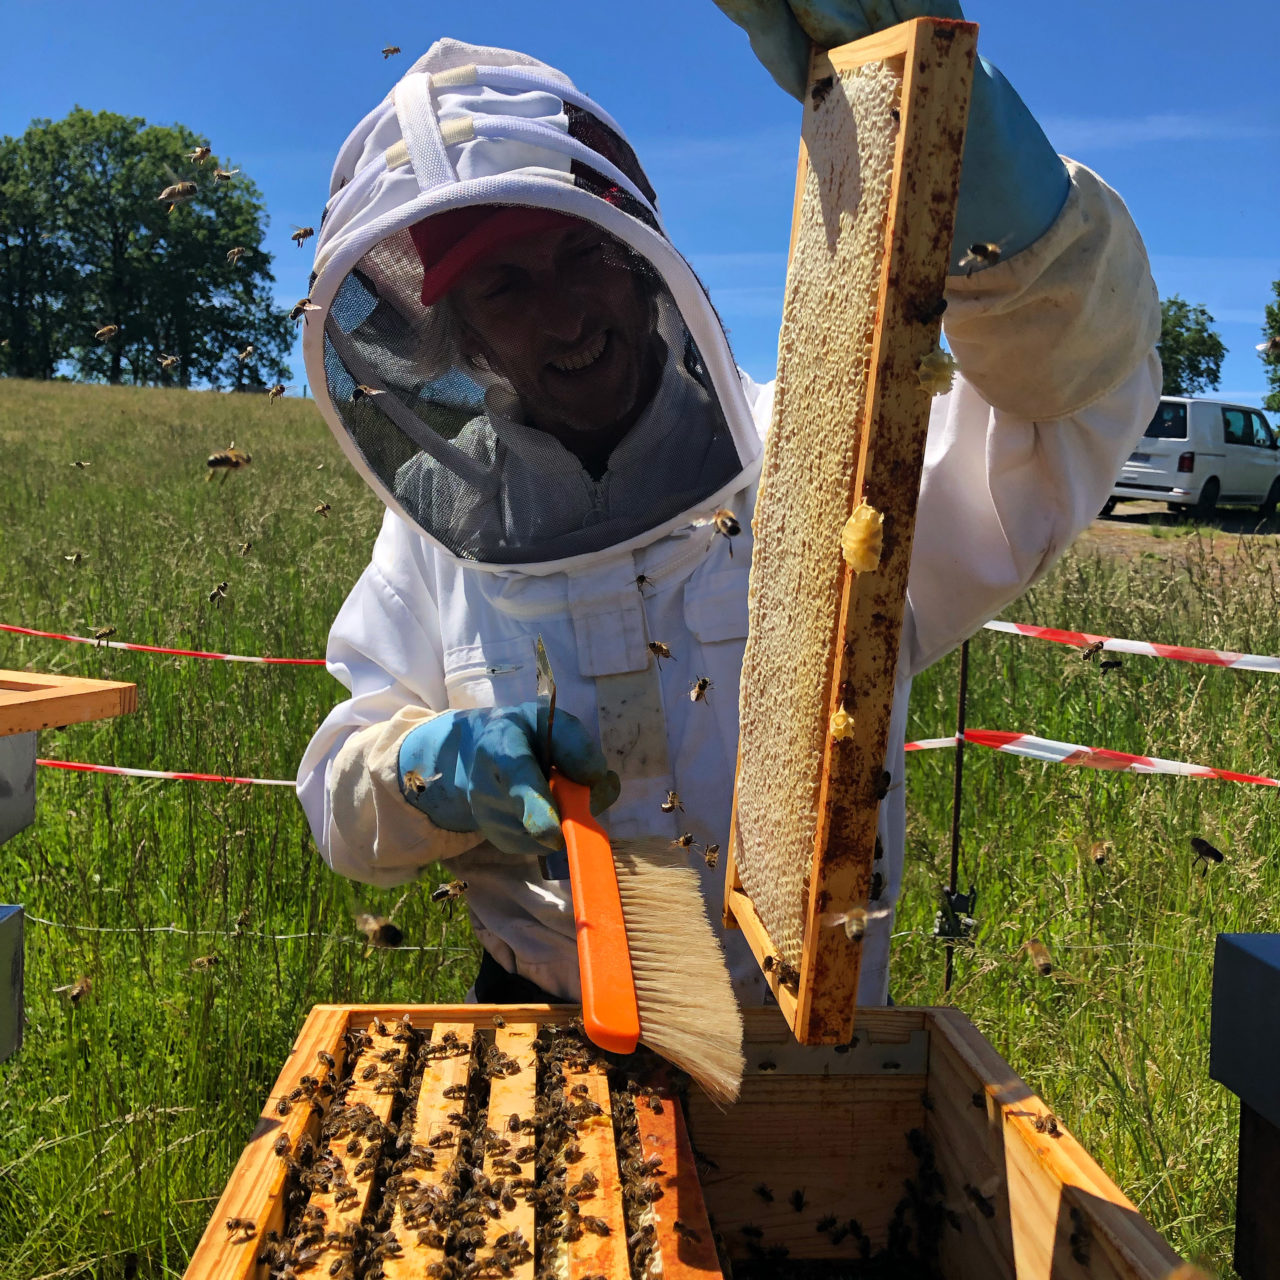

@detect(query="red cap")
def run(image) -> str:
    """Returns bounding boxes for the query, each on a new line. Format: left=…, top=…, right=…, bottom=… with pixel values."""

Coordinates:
left=409, top=206, right=580, bottom=306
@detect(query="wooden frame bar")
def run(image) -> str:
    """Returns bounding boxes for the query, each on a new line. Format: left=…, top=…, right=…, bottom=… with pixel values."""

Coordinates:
left=724, top=17, right=976, bottom=1044
left=0, top=669, right=136, bottom=737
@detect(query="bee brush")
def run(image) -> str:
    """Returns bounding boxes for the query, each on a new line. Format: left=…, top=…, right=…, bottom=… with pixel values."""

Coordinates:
left=548, top=771, right=744, bottom=1106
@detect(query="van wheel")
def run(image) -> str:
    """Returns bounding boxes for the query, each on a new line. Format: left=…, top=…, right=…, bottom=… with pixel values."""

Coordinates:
left=1194, top=477, right=1220, bottom=518
left=1099, top=498, right=1117, bottom=518
left=1260, top=478, right=1280, bottom=517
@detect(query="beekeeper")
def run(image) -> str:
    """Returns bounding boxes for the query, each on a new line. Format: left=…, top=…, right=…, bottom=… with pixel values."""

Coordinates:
left=296, top=2, right=1161, bottom=1006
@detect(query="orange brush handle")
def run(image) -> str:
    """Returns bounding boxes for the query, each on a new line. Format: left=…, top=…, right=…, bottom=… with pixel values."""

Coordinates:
left=549, top=771, right=640, bottom=1055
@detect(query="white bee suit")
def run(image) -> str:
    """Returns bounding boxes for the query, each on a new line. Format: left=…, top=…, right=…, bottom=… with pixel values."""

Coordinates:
left=296, top=38, right=1161, bottom=1006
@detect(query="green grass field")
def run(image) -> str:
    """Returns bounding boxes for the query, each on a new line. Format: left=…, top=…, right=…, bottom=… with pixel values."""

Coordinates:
left=3, top=378, right=1278, bottom=1277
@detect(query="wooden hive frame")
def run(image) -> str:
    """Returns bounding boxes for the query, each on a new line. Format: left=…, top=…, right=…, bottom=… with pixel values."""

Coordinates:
left=723, top=19, right=977, bottom=1043
left=0, top=668, right=137, bottom=736
left=184, top=1005, right=1190, bottom=1280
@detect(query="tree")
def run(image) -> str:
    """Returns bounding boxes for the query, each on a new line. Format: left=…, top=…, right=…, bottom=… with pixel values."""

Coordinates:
left=0, top=108, right=293, bottom=388
left=1262, top=280, right=1280, bottom=414
left=1157, top=295, right=1226, bottom=397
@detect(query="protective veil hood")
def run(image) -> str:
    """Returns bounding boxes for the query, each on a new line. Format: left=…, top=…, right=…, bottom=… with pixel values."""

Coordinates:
left=303, top=38, right=762, bottom=573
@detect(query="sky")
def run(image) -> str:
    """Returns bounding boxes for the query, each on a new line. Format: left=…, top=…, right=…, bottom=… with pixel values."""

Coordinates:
left=3, top=0, right=1277, bottom=405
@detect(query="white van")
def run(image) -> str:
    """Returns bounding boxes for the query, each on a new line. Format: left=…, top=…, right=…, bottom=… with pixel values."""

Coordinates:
left=1108, top=397, right=1280, bottom=516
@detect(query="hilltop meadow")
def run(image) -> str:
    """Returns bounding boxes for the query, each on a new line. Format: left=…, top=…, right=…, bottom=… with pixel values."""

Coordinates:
left=4, top=377, right=1280, bottom=1277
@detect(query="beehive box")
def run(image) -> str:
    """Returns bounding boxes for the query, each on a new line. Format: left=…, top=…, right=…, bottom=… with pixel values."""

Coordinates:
left=184, top=1005, right=1187, bottom=1280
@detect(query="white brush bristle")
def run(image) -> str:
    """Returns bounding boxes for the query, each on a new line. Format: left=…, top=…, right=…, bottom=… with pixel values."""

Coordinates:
left=611, top=838, right=745, bottom=1105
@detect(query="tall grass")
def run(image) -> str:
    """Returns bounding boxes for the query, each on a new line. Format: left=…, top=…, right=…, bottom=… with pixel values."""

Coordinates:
left=3, top=378, right=1278, bottom=1276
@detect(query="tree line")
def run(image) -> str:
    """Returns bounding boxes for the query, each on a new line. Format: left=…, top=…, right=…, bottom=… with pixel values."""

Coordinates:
left=0, top=108, right=293, bottom=389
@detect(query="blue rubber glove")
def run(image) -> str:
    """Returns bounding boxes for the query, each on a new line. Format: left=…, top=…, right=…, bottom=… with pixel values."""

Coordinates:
left=398, top=703, right=621, bottom=858
left=711, top=0, right=1070, bottom=273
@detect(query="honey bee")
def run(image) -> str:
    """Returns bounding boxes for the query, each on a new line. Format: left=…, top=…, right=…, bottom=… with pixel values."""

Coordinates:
left=239, top=541, right=253, bottom=556
left=289, top=297, right=321, bottom=322
left=431, top=880, right=469, bottom=914
left=272, top=1134, right=291, bottom=1157
left=225, top=1217, right=256, bottom=1236
left=267, top=383, right=290, bottom=401
left=689, top=676, right=714, bottom=703
left=703, top=843, right=720, bottom=869
left=1078, top=640, right=1105, bottom=663
left=1025, top=938, right=1053, bottom=976
left=819, top=904, right=891, bottom=941
left=191, top=954, right=220, bottom=970
left=53, top=975, right=92, bottom=1005
left=158, top=353, right=180, bottom=371
left=226, top=246, right=248, bottom=265
left=671, top=832, right=696, bottom=850
left=492, top=1013, right=506, bottom=1028
left=93, top=626, right=117, bottom=643
left=1090, top=840, right=1110, bottom=866
left=158, top=181, right=198, bottom=212
left=957, top=241, right=1003, bottom=275
left=694, top=507, right=741, bottom=555
left=314, top=501, right=332, bottom=516
left=64, top=552, right=84, bottom=564
left=188, top=146, right=212, bottom=164
left=291, top=225, right=315, bottom=248
left=647, top=640, right=674, bottom=668
left=402, top=767, right=439, bottom=794
left=94, top=324, right=119, bottom=342
left=235, top=344, right=255, bottom=362
left=382, top=44, right=402, bottom=58
left=1191, top=836, right=1224, bottom=871
left=70, top=460, right=91, bottom=468
left=207, top=446, right=251, bottom=481
left=354, top=912, right=403, bottom=948
left=660, top=790, right=683, bottom=813
left=1032, top=1111, right=1062, bottom=1137
left=213, top=167, right=240, bottom=182
left=761, top=954, right=800, bottom=986
left=789, top=1188, right=807, bottom=1213
left=634, top=572, right=655, bottom=595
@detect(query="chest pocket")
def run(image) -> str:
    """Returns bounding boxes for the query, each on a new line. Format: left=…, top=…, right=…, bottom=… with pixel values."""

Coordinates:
left=442, top=636, right=537, bottom=711
left=682, top=566, right=751, bottom=759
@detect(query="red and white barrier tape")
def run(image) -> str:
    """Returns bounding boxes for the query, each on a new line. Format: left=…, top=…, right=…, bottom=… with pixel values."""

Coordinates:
left=961, top=728, right=1280, bottom=788
left=985, top=619, right=1280, bottom=673
left=0, top=623, right=325, bottom=666
left=38, top=758, right=297, bottom=787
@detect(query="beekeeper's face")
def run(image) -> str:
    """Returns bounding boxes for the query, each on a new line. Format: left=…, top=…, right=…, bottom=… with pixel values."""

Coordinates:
left=451, top=224, right=663, bottom=439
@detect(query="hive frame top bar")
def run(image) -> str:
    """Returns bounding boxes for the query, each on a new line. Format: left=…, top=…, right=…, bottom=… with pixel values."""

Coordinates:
left=0, top=668, right=137, bottom=737
left=724, top=18, right=977, bottom=1044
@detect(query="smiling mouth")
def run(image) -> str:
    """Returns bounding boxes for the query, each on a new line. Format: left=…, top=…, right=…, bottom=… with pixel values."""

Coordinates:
left=549, top=330, right=608, bottom=373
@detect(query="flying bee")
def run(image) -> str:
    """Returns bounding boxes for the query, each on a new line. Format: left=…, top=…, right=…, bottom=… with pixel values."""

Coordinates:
left=647, top=640, right=674, bottom=668
left=703, top=843, right=720, bottom=869
left=213, top=167, right=240, bottom=182
left=660, top=790, right=683, bottom=813
left=431, top=880, right=469, bottom=916
left=191, top=953, right=220, bottom=970
left=957, top=241, right=1003, bottom=275
left=1079, top=640, right=1105, bottom=662
left=267, top=383, right=291, bottom=401
left=235, top=344, right=255, bottom=362
left=226, top=246, right=248, bottom=264
left=402, top=768, right=440, bottom=794
left=291, top=225, right=315, bottom=248
left=239, top=541, right=252, bottom=555
left=819, top=903, right=892, bottom=942
left=70, top=460, right=91, bottom=468
left=694, top=507, right=741, bottom=555
left=53, top=975, right=92, bottom=1005
left=208, top=581, right=228, bottom=604
left=64, top=551, right=84, bottom=564
left=354, top=912, right=403, bottom=948
left=93, top=626, right=117, bottom=643
left=207, top=446, right=251, bottom=482
left=158, top=181, right=198, bottom=212
left=225, top=1217, right=256, bottom=1236
left=314, top=501, right=332, bottom=516
left=635, top=572, right=655, bottom=595
left=94, top=324, right=119, bottom=342
left=689, top=676, right=714, bottom=703
left=188, top=146, right=212, bottom=164
left=1256, top=336, right=1280, bottom=356
left=289, top=297, right=321, bottom=322
left=158, top=353, right=180, bottom=371
left=1090, top=840, right=1110, bottom=866
left=671, top=832, right=696, bottom=851
left=1025, top=938, right=1053, bottom=976
left=1191, top=835, right=1224, bottom=872
left=382, top=44, right=402, bottom=58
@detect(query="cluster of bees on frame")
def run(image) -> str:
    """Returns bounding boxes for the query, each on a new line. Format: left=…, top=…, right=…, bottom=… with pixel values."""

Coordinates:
left=237, top=1014, right=698, bottom=1280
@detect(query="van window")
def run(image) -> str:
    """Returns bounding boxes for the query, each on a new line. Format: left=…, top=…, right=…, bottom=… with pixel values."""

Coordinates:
left=1223, top=408, right=1250, bottom=446
left=1249, top=411, right=1276, bottom=449
left=1144, top=401, right=1187, bottom=439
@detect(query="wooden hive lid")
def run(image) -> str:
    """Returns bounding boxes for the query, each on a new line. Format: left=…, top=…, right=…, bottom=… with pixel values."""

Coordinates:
left=723, top=18, right=977, bottom=1044
left=0, top=668, right=136, bottom=737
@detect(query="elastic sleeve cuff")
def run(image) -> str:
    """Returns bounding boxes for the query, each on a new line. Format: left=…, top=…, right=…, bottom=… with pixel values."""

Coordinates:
left=329, top=707, right=484, bottom=879
left=943, top=159, right=1160, bottom=422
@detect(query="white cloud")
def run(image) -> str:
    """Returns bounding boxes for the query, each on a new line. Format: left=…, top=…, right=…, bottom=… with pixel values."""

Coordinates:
left=1043, top=112, right=1277, bottom=152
